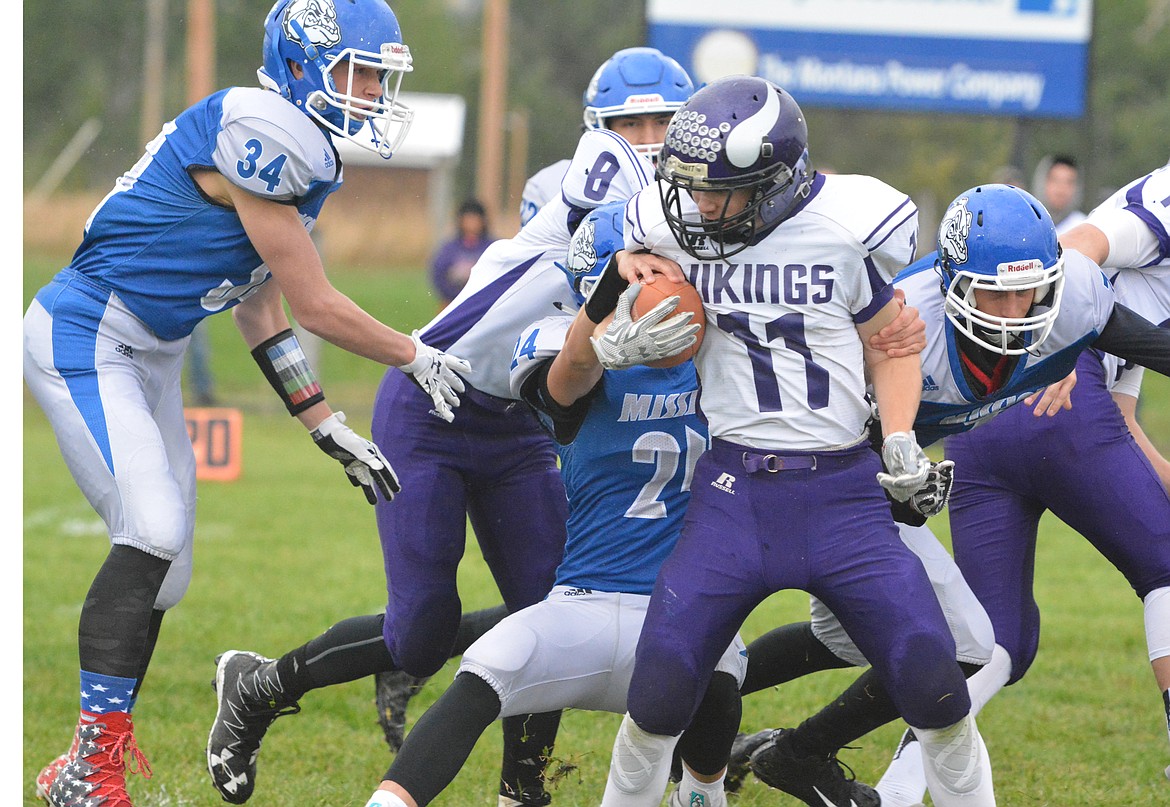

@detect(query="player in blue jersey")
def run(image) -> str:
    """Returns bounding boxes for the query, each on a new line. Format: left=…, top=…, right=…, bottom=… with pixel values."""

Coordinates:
left=727, top=182, right=1170, bottom=804
left=204, top=48, right=701, bottom=807
left=361, top=202, right=750, bottom=807
left=517, top=46, right=691, bottom=228
left=873, top=167, right=1170, bottom=805
left=586, top=76, right=996, bottom=807
left=22, top=3, right=475, bottom=806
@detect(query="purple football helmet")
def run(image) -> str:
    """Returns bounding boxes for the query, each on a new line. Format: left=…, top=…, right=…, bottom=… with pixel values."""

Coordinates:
left=657, top=75, right=811, bottom=259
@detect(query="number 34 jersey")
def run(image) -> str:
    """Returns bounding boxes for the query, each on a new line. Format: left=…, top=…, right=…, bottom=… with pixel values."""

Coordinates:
left=64, top=87, right=342, bottom=340
left=623, top=171, right=918, bottom=451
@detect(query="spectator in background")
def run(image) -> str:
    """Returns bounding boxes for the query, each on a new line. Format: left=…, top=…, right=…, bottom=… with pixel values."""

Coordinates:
left=1033, top=154, right=1086, bottom=233
left=185, top=322, right=217, bottom=406
left=429, top=198, right=496, bottom=307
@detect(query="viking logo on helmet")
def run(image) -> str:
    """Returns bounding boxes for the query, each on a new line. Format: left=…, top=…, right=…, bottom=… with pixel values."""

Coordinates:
left=939, top=196, right=972, bottom=265
left=283, top=0, right=341, bottom=50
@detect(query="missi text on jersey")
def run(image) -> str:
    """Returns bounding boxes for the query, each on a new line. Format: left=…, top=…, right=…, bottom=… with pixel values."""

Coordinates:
left=618, top=390, right=699, bottom=422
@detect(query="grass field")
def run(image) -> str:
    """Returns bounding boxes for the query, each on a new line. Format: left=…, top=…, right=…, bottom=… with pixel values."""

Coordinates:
left=21, top=250, right=1170, bottom=806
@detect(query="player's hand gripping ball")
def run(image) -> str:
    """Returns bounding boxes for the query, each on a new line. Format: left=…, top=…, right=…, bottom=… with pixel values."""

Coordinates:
left=630, top=278, right=706, bottom=368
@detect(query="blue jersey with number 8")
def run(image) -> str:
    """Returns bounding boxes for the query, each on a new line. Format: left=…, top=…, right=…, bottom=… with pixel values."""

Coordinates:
left=64, top=87, right=342, bottom=340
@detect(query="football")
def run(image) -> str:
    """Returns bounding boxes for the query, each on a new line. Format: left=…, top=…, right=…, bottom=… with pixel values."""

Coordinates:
left=631, top=277, right=706, bottom=368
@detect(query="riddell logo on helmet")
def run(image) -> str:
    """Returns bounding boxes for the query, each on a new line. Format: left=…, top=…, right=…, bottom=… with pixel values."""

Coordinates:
left=997, top=258, right=1043, bottom=276
left=624, top=94, right=666, bottom=106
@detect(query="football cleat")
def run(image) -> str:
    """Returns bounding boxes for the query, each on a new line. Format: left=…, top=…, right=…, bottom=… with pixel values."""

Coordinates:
left=725, top=729, right=774, bottom=792
left=374, top=669, right=430, bottom=752
left=750, top=728, right=880, bottom=807
left=207, top=650, right=300, bottom=804
left=46, top=711, right=151, bottom=807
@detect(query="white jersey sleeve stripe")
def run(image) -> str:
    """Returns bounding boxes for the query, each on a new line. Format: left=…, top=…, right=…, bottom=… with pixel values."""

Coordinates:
left=863, top=196, right=915, bottom=250
left=1123, top=179, right=1170, bottom=264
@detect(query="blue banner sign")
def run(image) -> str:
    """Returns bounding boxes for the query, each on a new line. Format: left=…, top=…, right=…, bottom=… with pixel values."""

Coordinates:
left=647, top=0, right=1092, bottom=118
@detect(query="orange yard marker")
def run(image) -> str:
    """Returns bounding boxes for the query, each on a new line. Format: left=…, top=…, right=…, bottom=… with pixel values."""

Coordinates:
left=185, top=408, right=243, bottom=481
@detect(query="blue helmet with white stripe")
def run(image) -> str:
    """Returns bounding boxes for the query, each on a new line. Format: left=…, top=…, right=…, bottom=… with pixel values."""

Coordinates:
left=937, top=183, right=1065, bottom=355
left=583, top=48, right=694, bottom=160
left=562, top=201, right=626, bottom=307
left=260, top=0, right=414, bottom=159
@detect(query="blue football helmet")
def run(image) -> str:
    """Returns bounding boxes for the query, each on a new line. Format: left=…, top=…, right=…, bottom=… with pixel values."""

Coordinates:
left=656, top=76, right=811, bottom=260
left=259, top=0, right=414, bottom=159
left=561, top=201, right=626, bottom=307
left=937, top=184, right=1065, bottom=355
left=583, top=47, right=694, bottom=160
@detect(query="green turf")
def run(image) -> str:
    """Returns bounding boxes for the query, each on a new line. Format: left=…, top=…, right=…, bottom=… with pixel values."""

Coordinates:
left=22, top=251, right=1170, bottom=805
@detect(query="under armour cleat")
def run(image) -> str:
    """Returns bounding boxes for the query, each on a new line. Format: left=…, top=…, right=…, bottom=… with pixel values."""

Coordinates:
left=750, top=728, right=880, bottom=807
left=374, top=669, right=430, bottom=752
left=206, top=650, right=300, bottom=804
left=47, top=711, right=151, bottom=807
left=725, top=729, right=774, bottom=793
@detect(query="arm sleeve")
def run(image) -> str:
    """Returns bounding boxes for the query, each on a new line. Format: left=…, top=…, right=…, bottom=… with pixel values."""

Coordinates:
left=1093, top=303, right=1170, bottom=376
left=518, top=361, right=600, bottom=445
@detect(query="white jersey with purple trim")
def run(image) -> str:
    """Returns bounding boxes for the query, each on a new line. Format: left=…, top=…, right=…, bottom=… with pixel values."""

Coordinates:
left=896, top=249, right=1117, bottom=445
left=1082, top=166, right=1170, bottom=396
left=623, top=172, right=918, bottom=450
left=519, top=159, right=572, bottom=228
left=420, top=129, right=654, bottom=399
left=65, top=87, right=341, bottom=341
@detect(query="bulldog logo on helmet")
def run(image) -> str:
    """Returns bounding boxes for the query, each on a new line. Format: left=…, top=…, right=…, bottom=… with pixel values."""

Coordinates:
left=283, top=0, right=341, bottom=50
left=939, top=196, right=972, bottom=265
left=566, top=216, right=598, bottom=278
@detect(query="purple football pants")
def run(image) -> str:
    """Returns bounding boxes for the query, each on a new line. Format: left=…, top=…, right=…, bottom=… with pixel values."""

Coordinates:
left=627, top=438, right=971, bottom=736
left=372, top=371, right=568, bottom=677
left=947, top=352, right=1170, bottom=684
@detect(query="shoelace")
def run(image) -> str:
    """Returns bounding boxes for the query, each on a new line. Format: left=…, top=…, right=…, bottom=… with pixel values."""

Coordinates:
left=237, top=701, right=302, bottom=732
left=108, top=728, right=153, bottom=780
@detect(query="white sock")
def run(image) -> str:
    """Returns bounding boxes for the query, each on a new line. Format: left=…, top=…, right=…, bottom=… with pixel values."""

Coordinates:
left=600, top=713, right=680, bottom=807
left=677, top=766, right=726, bottom=807
left=875, top=729, right=928, bottom=807
left=364, top=789, right=410, bottom=807
left=967, top=644, right=1012, bottom=715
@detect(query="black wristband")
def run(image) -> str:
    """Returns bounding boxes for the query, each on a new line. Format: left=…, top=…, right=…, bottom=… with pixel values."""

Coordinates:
left=583, top=252, right=630, bottom=324
left=250, top=329, right=326, bottom=415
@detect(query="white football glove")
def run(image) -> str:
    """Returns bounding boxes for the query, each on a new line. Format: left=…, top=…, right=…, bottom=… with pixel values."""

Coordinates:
left=909, top=459, right=955, bottom=518
left=398, top=330, right=472, bottom=423
left=312, top=411, right=401, bottom=504
left=590, top=284, right=700, bottom=371
left=876, top=431, right=932, bottom=502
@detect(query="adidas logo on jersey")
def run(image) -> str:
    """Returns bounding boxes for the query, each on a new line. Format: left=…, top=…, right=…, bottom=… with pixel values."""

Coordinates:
left=711, top=472, right=736, bottom=494
left=618, top=391, right=699, bottom=422
left=922, top=374, right=939, bottom=392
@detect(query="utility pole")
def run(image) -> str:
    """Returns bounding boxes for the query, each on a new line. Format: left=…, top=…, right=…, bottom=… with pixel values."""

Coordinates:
left=186, top=0, right=216, bottom=104
left=476, top=0, right=508, bottom=224
left=141, top=0, right=168, bottom=145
